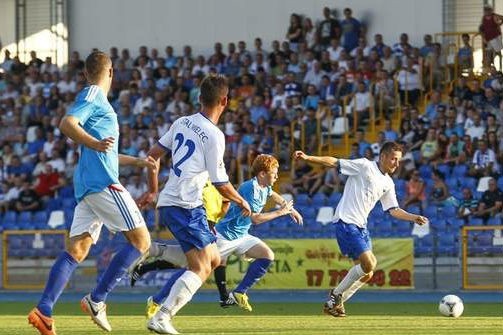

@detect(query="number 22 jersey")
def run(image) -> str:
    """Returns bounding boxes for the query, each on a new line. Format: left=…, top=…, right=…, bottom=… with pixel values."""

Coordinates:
left=157, top=112, right=229, bottom=209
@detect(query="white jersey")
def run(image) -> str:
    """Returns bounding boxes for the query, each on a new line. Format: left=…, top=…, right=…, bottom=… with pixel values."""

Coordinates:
left=157, top=113, right=229, bottom=209
left=333, top=158, right=398, bottom=227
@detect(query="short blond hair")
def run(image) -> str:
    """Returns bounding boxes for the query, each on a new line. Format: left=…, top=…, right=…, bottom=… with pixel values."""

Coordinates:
left=251, top=154, right=279, bottom=176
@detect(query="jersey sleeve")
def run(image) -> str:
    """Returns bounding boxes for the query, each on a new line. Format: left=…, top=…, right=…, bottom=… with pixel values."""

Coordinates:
left=206, top=131, right=229, bottom=185
left=67, top=98, right=94, bottom=125
left=239, top=182, right=262, bottom=213
left=338, top=158, right=367, bottom=176
left=380, top=184, right=399, bottom=211
left=157, top=121, right=176, bottom=152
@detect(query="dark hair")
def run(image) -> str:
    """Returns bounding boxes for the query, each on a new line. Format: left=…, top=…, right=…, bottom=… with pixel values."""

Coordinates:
left=199, top=74, right=229, bottom=107
left=379, top=141, right=403, bottom=156
left=85, top=51, right=111, bottom=83
left=432, top=169, right=445, bottom=180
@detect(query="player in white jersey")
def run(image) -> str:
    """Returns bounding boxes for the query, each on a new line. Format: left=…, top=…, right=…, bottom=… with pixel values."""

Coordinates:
left=295, top=141, right=428, bottom=317
left=138, top=74, right=251, bottom=334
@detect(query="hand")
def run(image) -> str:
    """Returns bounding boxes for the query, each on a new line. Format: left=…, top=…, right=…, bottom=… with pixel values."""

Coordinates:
left=280, top=200, right=294, bottom=216
left=290, top=208, right=303, bottom=226
left=137, top=191, right=157, bottom=209
left=137, top=156, right=157, bottom=171
left=92, top=137, right=115, bottom=152
left=293, top=150, right=308, bottom=161
left=239, top=200, right=252, bottom=217
left=414, top=215, right=429, bottom=225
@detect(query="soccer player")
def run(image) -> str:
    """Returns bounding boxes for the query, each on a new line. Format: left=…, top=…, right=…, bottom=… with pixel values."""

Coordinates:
left=215, top=154, right=303, bottom=311
left=294, top=142, right=428, bottom=317
left=138, top=74, right=252, bottom=334
left=135, top=155, right=302, bottom=315
left=28, top=51, right=155, bottom=335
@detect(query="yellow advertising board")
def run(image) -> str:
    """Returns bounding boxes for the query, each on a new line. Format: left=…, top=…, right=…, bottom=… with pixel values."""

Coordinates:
left=204, top=238, right=413, bottom=289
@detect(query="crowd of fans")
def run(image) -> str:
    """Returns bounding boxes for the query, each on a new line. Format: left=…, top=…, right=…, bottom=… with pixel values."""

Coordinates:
left=0, top=6, right=502, bottom=226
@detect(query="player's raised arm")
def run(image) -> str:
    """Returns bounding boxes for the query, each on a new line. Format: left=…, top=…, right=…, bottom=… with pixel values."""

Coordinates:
left=137, top=143, right=167, bottom=208
left=294, top=150, right=338, bottom=168
left=388, top=207, right=429, bottom=225
left=214, top=183, right=252, bottom=217
left=59, top=115, right=115, bottom=152
left=118, top=154, right=157, bottom=170
left=270, top=191, right=303, bottom=225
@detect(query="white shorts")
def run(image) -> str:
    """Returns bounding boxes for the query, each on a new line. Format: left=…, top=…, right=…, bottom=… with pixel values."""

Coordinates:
left=69, top=184, right=146, bottom=243
left=488, top=37, right=503, bottom=52
left=156, top=242, right=188, bottom=267
left=216, top=232, right=261, bottom=261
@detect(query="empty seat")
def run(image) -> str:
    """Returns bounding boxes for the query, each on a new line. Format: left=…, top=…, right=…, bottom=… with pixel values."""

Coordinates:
left=316, top=207, right=334, bottom=225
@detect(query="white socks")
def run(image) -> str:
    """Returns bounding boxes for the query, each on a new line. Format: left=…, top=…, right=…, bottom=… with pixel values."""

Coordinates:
left=158, top=270, right=202, bottom=318
left=341, top=279, right=366, bottom=302
left=332, top=264, right=365, bottom=296
left=148, top=242, right=187, bottom=267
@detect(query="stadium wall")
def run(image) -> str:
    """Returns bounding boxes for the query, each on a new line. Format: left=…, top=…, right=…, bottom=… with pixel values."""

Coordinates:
left=68, top=0, right=442, bottom=57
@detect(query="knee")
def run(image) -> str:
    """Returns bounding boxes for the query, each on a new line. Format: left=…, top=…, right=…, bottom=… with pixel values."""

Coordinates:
left=66, top=246, right=88, bottom=263
left=360, top=258, right=377, bottom=274
left=265, top=250, right=275, bottom=261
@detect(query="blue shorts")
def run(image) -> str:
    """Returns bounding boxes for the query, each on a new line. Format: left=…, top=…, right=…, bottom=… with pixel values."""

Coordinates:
left=335, top=221, right=372, bottom=260
left=159, top=206, right=216, bottom=253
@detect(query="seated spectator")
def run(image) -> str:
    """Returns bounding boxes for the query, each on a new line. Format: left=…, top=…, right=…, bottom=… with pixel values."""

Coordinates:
left=15, top=180, right=41, bottom=212
left=465, top=114, right=486, bottom=141
left=383, top=119, right=399, bottom=141
left=354, top=129, right=371, bottom=157
left=419, top=128, right=438, bottom=165
left=126, top=173, right=147, bottom=201
left=371, top=131, right=386, bottom=157
left=7, top=155, right=32, bottom=183
left=428, top=170, right=457, bottom=207
left=457, top=188, right=478, bottom=221
left=349, top=81, right=373, bottom=125
left=474, top=178, right=503, bottom=221
left=33, top=164, right=64, bottom=198
left=469, top=139, right=498, bottom=178
left=444, top=134, right=467, bottom=166
left=280, top=159, right=315, bottom=195
left=402, top=169, right=426, bottom=210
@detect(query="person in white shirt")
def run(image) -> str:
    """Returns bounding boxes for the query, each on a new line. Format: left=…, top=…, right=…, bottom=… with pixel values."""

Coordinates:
left=294, top=142, right=428, bottom=317
left=138, top=74, right=251, bottom=334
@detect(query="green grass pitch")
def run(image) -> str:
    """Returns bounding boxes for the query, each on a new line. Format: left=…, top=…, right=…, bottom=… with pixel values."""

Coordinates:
left=3, top=302, right=502, bottom=335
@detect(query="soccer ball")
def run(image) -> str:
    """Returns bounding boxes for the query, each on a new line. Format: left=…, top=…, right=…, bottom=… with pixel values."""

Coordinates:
left=438, top=294, right=464, bottom=317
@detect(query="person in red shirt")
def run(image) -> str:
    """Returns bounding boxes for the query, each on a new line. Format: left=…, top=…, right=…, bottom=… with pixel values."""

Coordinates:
left=33, top=164, right=64, bottom=198
left=480, top=5, right=503, bottom=68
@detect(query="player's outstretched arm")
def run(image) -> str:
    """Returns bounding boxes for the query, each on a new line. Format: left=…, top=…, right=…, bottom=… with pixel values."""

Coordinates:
left=293, top=150, right=338, bottom=168
left=59, top=115, right=114, bottom=152
left=137, top=144, right=165, bottom=208
left=118, top=154, right=157, bottom=171
left=215, top=182, right=252, bottom=217
left=270, top=191, right=303, bottom=225
left=389, top=208, right=429, bottom=225
left=251, top=200, right=294, bottom=225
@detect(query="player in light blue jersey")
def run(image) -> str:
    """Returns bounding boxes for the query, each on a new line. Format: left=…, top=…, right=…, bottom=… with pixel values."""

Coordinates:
left=295, top=142, right=428, bottom=317
left=215, top=154, right=303, bottom=311
left=28, top=51, right=155, bottom=335
left=138, top=74, right=252, bottom=334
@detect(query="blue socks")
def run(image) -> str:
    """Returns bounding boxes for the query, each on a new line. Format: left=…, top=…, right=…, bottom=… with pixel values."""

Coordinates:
left=235, top=258, right=272, bottom=294
left=91, top=244, right=142, bottom=302
left=37, top=251, right=78, bottom=317
left=152, top=268, right=186, bottom=304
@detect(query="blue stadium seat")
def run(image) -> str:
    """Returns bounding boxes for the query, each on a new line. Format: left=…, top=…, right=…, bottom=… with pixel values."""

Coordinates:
left=460, top=177, right=477, bottom=189
left=374, top=220, right=393, bottom=237
left=62, top=198, right=76, bottom=209
left=436, top=164, right=451, bottom=178
left=328, top=192, right=342, bottom=205
left=446, top=177, right=459, bottom=189
left=394, top=179, right=406, bottom=192
left=393, top=220, right=411, bottom=237
left=486, top=217, right=502, bottom=226
left=414, top=235, right=433, bottom=257
left=432, top=219, right=448, bottom=232
left=3, top=211, right=18, bottom=225
left=448, top=218, right=465, bottom=230
left=295, top=193, right=310, bottom=206
left=498, top=176, right=503, bottom=190
left=424, top=206, right=438, bottom=219
left=58, top=186, right=74, bottom=198
left=311, top=193, right=327, bottom=207
left=440, top=206, right=457, bottom=217
left=452, top=165, right=468, bottom=179
left=46, top=198, right=62, bottom=211
left=437, top=233, right=458, bottom=256
left=419, top=165, right=432, bottom=179
left=469, top=218, right=485, bottom=226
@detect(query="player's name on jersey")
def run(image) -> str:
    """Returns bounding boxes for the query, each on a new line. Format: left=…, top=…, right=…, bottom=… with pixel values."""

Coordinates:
left=181, top=117, right=209, bottom=143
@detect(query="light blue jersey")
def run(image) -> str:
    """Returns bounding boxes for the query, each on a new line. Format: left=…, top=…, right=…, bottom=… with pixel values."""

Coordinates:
left=68, top=85, right=120, bottom=202
left=215, top=177, right=272, bottom=240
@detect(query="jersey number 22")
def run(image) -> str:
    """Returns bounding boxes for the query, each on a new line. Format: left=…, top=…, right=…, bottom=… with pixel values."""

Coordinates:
left=172, top=133, right=195, bottom=177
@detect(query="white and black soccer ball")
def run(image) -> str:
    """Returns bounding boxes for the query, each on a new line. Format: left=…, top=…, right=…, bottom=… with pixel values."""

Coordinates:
left=439, top=294, right=464, bottom=318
